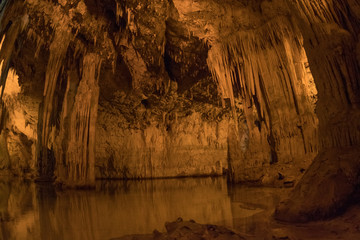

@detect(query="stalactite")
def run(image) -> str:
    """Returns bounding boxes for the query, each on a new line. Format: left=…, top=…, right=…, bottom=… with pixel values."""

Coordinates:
left=37, top=27, right=72, bottom=180
left=207, top=15, right=319, bottom=182
left=208, top=18, right=317, bottom=134
left=55, top=53, right=102, bottom=187
left=287, top=0, right=360, bottom=149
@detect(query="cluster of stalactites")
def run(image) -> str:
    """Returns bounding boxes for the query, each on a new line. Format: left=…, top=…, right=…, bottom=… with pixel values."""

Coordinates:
left=207, top=17, right=310, bottom=126
left=36, top=18, right=104, bottom=185
left=290, top=0, right=360, bottom=105
left=207, top=13, right=320, bottom=158
left=290, top=0, right=359, bottom=33
left=289, top=0, right=360, bottom=150
left=0, top=0, right=106, bottom=186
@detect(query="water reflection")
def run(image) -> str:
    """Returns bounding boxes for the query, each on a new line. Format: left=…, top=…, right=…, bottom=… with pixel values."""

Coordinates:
left=228, top=185, right=288, bottom=237
left=0, top=177, right=288, bottom=240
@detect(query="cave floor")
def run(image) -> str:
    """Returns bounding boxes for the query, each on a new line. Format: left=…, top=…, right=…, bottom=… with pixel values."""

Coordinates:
left=0, top=176, right=359, bottom=240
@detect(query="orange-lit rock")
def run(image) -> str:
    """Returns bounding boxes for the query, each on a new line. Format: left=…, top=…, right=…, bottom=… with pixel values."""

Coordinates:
left=96, top=102, right=231, bottom=179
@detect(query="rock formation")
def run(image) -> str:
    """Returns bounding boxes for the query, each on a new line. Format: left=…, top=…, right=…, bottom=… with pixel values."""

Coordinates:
left=274, top=0, right=360, bottom=222
left=0, top=0, right=359, bottom=223
left=0, top=0, right=238, bottom=185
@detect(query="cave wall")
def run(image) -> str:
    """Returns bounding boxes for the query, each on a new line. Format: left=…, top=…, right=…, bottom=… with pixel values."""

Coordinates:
left=94, top=0, right=234, bottom=179
left=96, top=96, right=231, bottom=179
left=0, top=0, right=38, bottom=176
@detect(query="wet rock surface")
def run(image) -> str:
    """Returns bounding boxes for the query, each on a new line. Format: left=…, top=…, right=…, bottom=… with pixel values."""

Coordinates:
left=113, top=218, right=247, bottom=240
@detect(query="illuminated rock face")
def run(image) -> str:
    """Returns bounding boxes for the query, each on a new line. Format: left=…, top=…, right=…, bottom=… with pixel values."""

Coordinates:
left=169, top=0, right=319, bottom=184
left=0, top=0, right=237, bottom=185
left=0, top=0, right=359, bottom=221
left=96, top=103, right=231, bottom=179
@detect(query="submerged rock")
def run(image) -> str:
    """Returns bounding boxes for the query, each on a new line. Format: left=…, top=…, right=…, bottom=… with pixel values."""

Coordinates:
left=112, top=218, right=246, bottom=240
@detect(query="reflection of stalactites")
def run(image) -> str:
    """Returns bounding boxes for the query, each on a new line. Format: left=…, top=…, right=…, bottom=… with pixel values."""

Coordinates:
left=55, top=53, right=102, bottom=187
left=36, top=182, right=57, bottom=240
left=37, top=28, right=72, bottom=179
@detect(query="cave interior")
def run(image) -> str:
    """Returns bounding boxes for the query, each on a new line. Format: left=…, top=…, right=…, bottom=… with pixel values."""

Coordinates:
left=0, top=0, right=360, bottom=239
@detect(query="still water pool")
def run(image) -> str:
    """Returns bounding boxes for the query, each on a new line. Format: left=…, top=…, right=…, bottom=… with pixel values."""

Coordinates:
left=0, top=177, right=289, bottom=240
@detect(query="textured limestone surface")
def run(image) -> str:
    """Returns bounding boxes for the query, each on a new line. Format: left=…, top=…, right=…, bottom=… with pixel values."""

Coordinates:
left=96, top=108, right=231, bottom=179
left=95, top=78, right=235, bottom=179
